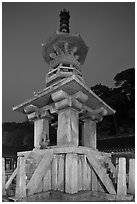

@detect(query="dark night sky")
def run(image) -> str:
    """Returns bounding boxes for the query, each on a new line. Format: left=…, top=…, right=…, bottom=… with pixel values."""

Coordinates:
left=2, top=2, right=135, bottom=122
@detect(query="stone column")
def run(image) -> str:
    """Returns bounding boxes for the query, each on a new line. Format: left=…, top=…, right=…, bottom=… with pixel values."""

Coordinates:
left=15, top=156, right=26, bottom=199
left=2, top=158, right=6, bottom=195
left=117, top=157, right=127, bottom=195
left=24, top=105, right=51, bottom=149
left=128, top=159, right=135, bottom=194
left=83, top=119, right=97, bottom=149
left=57, top=108, right=79, bottom=146
left=51, top=90, right=84, bottom=147
left=34, top=118, right=50, bottom=149
left=65, top=153, right=78, bottom=194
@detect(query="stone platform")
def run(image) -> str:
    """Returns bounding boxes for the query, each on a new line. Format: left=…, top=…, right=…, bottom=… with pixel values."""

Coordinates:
left=8, top=190, right=134, bottom=202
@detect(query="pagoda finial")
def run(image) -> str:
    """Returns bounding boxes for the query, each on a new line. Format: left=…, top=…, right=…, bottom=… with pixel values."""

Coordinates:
left=59, top=9, right=70, bottom=33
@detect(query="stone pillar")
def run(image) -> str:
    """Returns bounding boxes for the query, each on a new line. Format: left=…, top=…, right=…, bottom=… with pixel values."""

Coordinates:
left=117, top=157, right=127, bottom=195
left=51, top=90, right=83, bottom=147
left=24, top=105, right=51, bottom=149
left=57, top=108, right=79, bottom=146
left=83, top=119, right=96, bottom=149
left=15, top=156, right=26, bottom=199
left=2, top=158, right=6, bottom=195
left=128, top=159, right=135, bottom=194
left=34, top=118, right=50, bottom=149
left=65, top=153, right=78, bottom=194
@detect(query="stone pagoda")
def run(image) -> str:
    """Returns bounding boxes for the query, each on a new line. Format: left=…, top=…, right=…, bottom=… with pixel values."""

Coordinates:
left=11, top=9, right=122, bottom=202
left=13, top=9, right=115, bottom=149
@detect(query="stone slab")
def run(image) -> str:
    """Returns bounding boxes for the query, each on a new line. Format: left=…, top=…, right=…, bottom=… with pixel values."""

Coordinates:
left=13, top=75, right=115, bottom=116
left=117, top=157, right=127, bottom=195
left=8, top=190, right=133, bottom=202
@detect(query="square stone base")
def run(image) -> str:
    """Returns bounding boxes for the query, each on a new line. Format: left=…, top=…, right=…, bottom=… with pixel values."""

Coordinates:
left=8, top=190, right=134, bottom=202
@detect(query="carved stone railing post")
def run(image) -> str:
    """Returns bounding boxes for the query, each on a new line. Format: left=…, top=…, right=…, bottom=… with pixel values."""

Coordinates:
left=128, top=158, right=135, bottom=194
left=2, top=158, right=6, bottom=195
left=117, top=157, right=127, bottom=195
left=15, top=156, right=26, bottom=199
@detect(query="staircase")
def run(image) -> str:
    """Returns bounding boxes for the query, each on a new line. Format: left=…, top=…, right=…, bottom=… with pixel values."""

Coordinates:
left=3, top=146, right=134, bottom=202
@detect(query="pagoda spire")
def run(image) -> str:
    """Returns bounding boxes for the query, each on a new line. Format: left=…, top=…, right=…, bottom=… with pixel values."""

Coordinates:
left=42, top=9, right=88, bottom=86
left=59, top=9, right=70, bottom=33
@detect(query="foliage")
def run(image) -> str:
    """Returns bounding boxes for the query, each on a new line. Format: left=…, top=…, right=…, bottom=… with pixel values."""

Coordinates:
left=2, top=121, right=34, bottom=149
left=91, top=68, right=135, bottom=138
left=114, top=68, right=135, bottom=89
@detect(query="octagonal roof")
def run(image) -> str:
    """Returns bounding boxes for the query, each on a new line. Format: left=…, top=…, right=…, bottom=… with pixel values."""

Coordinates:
left=42, top=31, right=88, bottom=65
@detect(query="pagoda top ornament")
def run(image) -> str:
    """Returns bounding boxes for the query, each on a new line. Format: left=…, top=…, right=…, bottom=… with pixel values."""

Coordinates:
left=59, top=8, right=70, bottom=33
left=42, top=9, right=88, bottom=86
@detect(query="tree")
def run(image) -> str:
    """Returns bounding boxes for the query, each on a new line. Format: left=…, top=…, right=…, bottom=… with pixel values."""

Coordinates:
left=2, top=122, right=34, bottom=148
left=114, top=68, right=135, bottom=128
left=114, top=68, right=135, bottom=105
left=114, top=68, right=135, bottom=90
left=91, top=84, right=111, bottom=100
left=90, top=68, right=135, bottom=138
left=91, top=84, right=115, bottom=138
